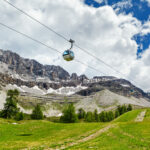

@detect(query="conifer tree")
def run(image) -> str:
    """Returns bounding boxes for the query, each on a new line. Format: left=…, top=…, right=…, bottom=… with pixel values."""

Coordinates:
left=94, top=109, right=99, bottom=122
left=99, top=111, right=107, bottom=122
left=31, top=104, right=43, bottom=120
left=108, top=111, right=114, bottom=121
left=115, top=109, right=120, bottom=118
left=1, top=89, right=19, bottom=119
left=85, top=111, right=93, bottom=122
left=127, top=104, right=132, bottom=111
left=60, top=103, right=78, bottom=123
left=78, top=108, right=86, bottom=119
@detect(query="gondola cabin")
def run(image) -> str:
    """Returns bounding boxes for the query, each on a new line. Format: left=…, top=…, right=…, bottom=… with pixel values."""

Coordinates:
left=63, top=50, right=74, bottom=61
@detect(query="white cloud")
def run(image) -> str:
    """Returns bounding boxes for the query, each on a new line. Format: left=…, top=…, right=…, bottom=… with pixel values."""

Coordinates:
left=112, top=0, right=133, bottom=12
left=94, top=0, right=105, bottom=4
left=141, top=20, right=150, bottom=35
left=0, top=0, right=149, bottom=91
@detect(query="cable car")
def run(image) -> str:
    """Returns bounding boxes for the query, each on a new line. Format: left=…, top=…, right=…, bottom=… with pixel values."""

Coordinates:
left=130, top=89, right=135, bottom=95
left=63, top=39, right=75, bottom=61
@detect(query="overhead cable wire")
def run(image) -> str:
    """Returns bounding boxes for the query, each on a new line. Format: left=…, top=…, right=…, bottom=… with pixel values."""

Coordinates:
left=0, top=22, right=106, bottom=76
left=3, top=0, right=129, bottom=77
left=2, top=0, right=142, bottom=87
left=3, top=0, right=69, bottom=42
left=3, top=0, right=140, bottom=83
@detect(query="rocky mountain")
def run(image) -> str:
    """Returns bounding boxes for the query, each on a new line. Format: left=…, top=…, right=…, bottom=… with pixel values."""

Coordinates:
left=0, top=49, right=70, bottom=81
left=0, top=49, right=149, bottom=99
left=0, top=49, right=150, bottom=116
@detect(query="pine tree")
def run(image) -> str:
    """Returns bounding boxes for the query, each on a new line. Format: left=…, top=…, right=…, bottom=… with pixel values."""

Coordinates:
left=122, top=105, right=127, bottom=113
left=60, top=103, right=78, bottom=123
left=94, top=109, right=99, bottom=122
left=99, top=111, right=107, bottom=122
left=1, top=89, right=19, bottom=119
left=117, top=105, right=122, bottom=115
left=31, top=104, right=43, bottom=120
left=115, top=110, right=120, bottom=118
left=127, top=104, right=132, bottom=111
left=85, top=111, right=94, bottom=122
left=78, top=108, right=86, bottom=119
left=107, top=111, right=114, bottom=121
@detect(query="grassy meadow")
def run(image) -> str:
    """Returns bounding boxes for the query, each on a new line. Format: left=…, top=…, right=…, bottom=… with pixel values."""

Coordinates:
left=0, top=109, right=150, bottom=150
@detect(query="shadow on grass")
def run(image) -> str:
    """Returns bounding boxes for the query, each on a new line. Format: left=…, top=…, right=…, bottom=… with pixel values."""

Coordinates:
left=17, top=133, right=32, bottom=136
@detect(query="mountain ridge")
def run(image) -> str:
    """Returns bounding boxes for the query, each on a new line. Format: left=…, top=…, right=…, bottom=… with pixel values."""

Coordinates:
left=0, top=48, right=149, bottom=100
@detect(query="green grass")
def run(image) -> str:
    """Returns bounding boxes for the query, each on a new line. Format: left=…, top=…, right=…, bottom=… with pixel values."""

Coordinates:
left=113, top=109, right=143, bottom=122
left=0, top=108, right=150, bottom=150
left=144, top=108, right=150, bottom=121
left=0, top=119, right=105, bottom=150
left=68, top=109, right=150, bottom=150
left=69, top=121, right=150, bottom=150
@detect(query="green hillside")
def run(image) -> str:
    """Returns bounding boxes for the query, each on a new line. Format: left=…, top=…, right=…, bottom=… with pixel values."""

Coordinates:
left=0, top=109, right=150, bottom=150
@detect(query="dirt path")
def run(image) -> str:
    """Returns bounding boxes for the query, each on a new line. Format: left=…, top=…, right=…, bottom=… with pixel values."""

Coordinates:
left=135, top=110, right=146, bottom=122
left=48, top=124, right=116, bottom=150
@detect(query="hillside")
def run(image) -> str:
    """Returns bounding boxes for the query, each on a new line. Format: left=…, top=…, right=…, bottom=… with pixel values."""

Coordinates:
left=0, top=109, right=150, bottom=149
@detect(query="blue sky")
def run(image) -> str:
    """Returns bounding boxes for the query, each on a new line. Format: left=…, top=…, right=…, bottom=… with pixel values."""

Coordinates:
left=84, top=0, right=150, bottom=58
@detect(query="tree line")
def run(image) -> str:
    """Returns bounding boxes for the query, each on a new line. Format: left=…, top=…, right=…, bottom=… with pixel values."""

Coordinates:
left=0, top=89, right=132, bottom=122
left=60, top=103, right=132, bottom=123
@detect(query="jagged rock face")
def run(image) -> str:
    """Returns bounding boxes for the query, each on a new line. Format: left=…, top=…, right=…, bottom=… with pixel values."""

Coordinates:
left=0, top=49, right=149, bottom=101
left=0, top=49, right=70, bottom=81
left=71, top=73, right=78, bottom=80
left=80, top=79, right=150, bottom=100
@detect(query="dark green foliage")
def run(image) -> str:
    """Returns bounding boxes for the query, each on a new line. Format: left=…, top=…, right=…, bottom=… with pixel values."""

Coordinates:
left=99, top=111, right=114, bottom=122
left=31, top=104, right=43, bottom=120
left=15, top=112, right=24, bottom=121
left=85, top=111, right=94, bottom=122
left=60, top=104, right=78, bottom=123
left=99, top=111, right=107, bottom=122
left=115, top=110, right=120, bottom=118
left=78, top=108, right=86, bottom=119
left=122, top=105, right=127, bottom=113
left=127, top=104, right=132, bottom=111
left=1, top=89, right=20, bottom=119
left=117, top=105, right=123, bottom=115
left=0, top=110, right=2, bottom=117
left=94, top=109, right=99, bottom=122
left=117, top=105, right=127, bottom=115
left=107, top=111, right=114, bottom=121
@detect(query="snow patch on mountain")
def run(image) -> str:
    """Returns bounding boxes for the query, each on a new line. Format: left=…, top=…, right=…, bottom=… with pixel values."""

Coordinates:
left=47, top=85, right=87, bottom=95
left=5, top=84, right=88, bottom=96
left=120, top=84, right=130, bottom=87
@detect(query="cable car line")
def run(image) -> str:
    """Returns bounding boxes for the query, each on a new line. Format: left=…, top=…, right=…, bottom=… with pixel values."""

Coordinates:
left=0, top=22, right=106, bottom=76
left=2, top=0, right=143, bottom=88
left=0, top=23, right=61, bottom=54
left=3, top=0, right=69, bottom=42
left=3, top=0, right=130, bottom=78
